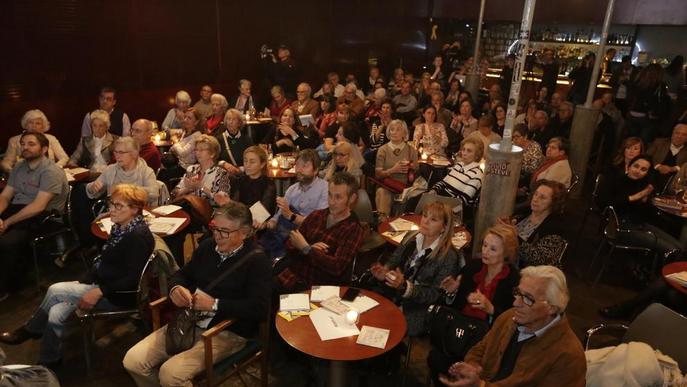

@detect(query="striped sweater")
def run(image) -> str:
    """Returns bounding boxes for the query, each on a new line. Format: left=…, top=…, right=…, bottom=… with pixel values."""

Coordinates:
left=431, top=161, right=483, bottom=205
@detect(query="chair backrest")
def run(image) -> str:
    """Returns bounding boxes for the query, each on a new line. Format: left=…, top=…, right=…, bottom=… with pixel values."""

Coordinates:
left=353, top=188, right=375, bottom=225
left=567, top=172, right=580, bottom=193
left=601, top=206, right=621, bottom=240
left=157, top=180, right=170, bottom=206
left=623, top=303, right=687, bottom=370
left=591, top=174, right=604, bottom=211
left=414, top=192, right=463, bottom=223
left=661, top=173, right=676, bottom=195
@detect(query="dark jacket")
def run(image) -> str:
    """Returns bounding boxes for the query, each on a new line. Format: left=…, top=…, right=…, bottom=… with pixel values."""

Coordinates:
left=80, top=223, right=155, bottom=308
left=215, top=128, right=253, bottom=167
left=447, top=259, right=519, bottom=323
left=170, top=239, right=271, bottom=338
left=515, top=213, right=567, bottom=268
left=230, top=174, right=277, bottom=215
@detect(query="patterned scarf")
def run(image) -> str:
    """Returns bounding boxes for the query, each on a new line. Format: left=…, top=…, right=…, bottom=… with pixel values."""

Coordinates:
left=103, top=214, right=146, bottom=251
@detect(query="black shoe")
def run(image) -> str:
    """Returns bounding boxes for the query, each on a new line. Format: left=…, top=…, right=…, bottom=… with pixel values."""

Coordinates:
left=598, top=304, right=634, bottom=320
left=0, top=326, right=42, bottom=345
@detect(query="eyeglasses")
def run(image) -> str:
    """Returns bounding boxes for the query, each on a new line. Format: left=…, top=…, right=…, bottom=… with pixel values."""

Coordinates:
left=107, top=200, right=129, bottom=211
left=334, top=152, right=349, bottom=158
left=113, top=150, right=131, bottom=155
left=208, top=224, right=241, bottom=239
left=512, top=288, right=547, bottom=307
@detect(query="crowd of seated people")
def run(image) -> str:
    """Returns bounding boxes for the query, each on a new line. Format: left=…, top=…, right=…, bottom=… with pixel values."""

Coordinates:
left=0, top=45, right=685, bottom=387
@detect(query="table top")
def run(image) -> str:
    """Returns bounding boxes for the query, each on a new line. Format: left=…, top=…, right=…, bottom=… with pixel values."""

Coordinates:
left=418, top=156, right=452, bottom=168
left=90, top=209, right=191, bottom=240
left=69, top=170, right=100, bottom=185
left=652, top=196, right=687, bottom=219
left=268, top=167, right=296, bottom=179
left=247, top=117, right=274, bottom=125
left=377, top=214, right=471, bottom=248
left=275, top=287, right=406, bottom=362
left=153, top=140, right=174, bottom=148
left=662, top=261, right=687, bottom=295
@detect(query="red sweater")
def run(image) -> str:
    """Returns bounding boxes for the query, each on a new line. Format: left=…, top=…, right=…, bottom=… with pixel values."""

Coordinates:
left=139, top=142, right=161, bottom=172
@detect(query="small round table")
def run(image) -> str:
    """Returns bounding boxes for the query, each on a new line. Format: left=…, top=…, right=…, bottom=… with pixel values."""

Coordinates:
left=652, top=195, right=687, bottom=247
left=662, top=261, right=687, bottom=295
left=276, top=287, right=406, bottom=387
left=378, top=214, right=471, bottom=248
left=90, top=209, right=191, bottom=240
left=268, top=166, right=297, bottom=196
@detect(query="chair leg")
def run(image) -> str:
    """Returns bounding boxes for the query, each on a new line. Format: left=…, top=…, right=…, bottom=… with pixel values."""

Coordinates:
left=83, top=319, right=93, bottom=374
left=401, top=337, right=413, bottom=387
left=587, top=239, right=606, bottom=278
left=593, top=245, right=615, bottom=287
left=31, top=241, right=41, bottom=292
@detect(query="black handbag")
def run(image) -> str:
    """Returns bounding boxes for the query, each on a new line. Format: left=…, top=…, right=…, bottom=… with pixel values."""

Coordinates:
left=164, top=249, right=259, bottom=355
left=426, top=304, right=489, bottom=361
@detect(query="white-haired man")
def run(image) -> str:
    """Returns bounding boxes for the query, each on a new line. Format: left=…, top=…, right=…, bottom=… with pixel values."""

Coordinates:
left=291, top=82, right=320, bottom=117
left=161, top=90, right=192, bottom=131
left=337, top=83, right=365, bottom=119
left=439, top=265, right=586, bottom=387
left=229, top=79, right=260, bottom=114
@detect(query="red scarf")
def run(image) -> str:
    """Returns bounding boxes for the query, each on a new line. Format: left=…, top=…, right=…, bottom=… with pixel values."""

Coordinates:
left=461, top=264, right=511, bottom=320
left=530, top=154, right=567, bottom=185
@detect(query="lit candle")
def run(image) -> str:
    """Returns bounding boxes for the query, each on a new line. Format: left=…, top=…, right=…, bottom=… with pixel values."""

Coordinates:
left=345, top=309, right=359, bottom=326
left=271, top=159, right=279, bottom=168
left=154, top=134, right=161, bottom=142
left=479, top=159, right=486, bottom=172
left=421, top=153, right=428, bottom=161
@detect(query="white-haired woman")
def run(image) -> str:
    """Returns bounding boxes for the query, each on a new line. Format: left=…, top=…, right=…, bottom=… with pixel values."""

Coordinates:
left=68, top=109, right=119, bottom=173
left=1, top=109, right=69, bottom=173
left=170, top=109, right=205, bottom=169
left=375, top=119, right=418, bottom=218
left=205, top=93, right=228, bottom=135
left=161, top=90, right=192, bottom=132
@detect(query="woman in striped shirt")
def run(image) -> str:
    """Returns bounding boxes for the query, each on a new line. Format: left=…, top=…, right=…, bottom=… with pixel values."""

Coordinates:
left=429, top=137, right=484, bottom=206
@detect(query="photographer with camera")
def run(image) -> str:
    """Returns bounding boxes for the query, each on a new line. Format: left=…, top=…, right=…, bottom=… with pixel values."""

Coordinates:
left=262, top=44, right=299, bottom=99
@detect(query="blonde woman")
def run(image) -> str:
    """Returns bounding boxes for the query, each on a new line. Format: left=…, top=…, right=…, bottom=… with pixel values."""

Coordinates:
left=1, top=109, right=69, bottom=173
left=370, top=201, right=460, bottom=335
left=322, top=141, right=363, bottom=181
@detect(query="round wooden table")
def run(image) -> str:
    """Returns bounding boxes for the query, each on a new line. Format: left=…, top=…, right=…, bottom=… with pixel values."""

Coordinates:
left=268, top=164, right=297, bottom=196
left=69, top=170, right=100, bottom=185
left=91, top=209, right=191, bottom=240
left=662, top=261, right=687, bottom=295
left=653, top=195, right=687, bottom=247
left=276, top=287, right=406, bottom=387
left=378, top=214, right=471, bottom=248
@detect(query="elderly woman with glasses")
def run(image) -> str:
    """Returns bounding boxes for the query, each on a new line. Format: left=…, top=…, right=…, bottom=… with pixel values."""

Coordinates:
left=321, top=141, right=364, bottom=181
left=171, top=135, right=230, bottom=207
left=162, top=90, right=192, bottom=132
left=124, top=201, right=271, bottom=387
left=0, top=184, right=154, bottom=367
left=170, top=109, right=205, bottom=169
left=1, top=109, right=69, bottom=173
left=68, top=109, right=119, bottom=173
left=429, top=223, right=520, bottom=383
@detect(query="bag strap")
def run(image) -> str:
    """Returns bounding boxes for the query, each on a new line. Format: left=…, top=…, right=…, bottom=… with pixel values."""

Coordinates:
left=205, top=248, right=260, bottom=292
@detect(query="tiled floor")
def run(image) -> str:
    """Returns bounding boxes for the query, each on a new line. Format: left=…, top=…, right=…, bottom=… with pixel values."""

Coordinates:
left=0, top=195, right=644, bottom=386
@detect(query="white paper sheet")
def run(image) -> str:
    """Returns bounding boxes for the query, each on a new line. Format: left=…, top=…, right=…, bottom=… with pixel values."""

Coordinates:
left=152, top=205, right=183, bottom=215
left=148, top=217, right=186, bottom=235
left=356, top=325, right=390, bottom=349
left=250, top=201, right=272, bottom=224
left=97, top=218, right=114, bottom=234
left=341, top=295, right=379, bottom=314
left=389, top=218, right=419, bottom=232
left=279, top=293, right=310, bottom=312
left=299, top=114, right=315, bottom=127
left=382, top=230, right=408, bottom=244
left=65, top=167, right=89, bottom=175
left=310, top=286, right=340, bottom=302
left=309, top=307, right=360, bottom=341
left=666, top=271, right=687, bottom=286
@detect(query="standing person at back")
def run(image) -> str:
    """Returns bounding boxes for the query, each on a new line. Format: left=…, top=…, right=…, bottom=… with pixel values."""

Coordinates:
left=81, top=86, right=131, bottom=137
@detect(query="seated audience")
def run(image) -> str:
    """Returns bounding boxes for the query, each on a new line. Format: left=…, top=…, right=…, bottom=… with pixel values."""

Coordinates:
left=259, top=150, right=328, bottom=258
left=68, top=109, right=118, bottom=173
left=512, top=124, right=544, bottom=177
left=192, top=85, right=213, bottom=118
left=492, top=103, right=506, bottom=136
left=647, top=122, right=687, bottom=191
left=512, top=180, right=567, bottom=268
left=604, top=136, right=644, bottom=180
left=599, top=154, right=682, bottom=260
left=314, top=72, right=345, bottom=98
left=514, top=99, right=538, bottom=127
left=375, top=120, right=418, bottom=218
left=86, top=137, right=159, bottom=206
left=337, top=83, right=366, bottom=119
left=2, top=109, right=69, bottom=173
left=364, top=88, right=387, bottom=121
left=445, top=79, right=462, bottom=111
left=466, top=115, right=501, bottom=154
left=449, top=99, right=478, bottom=138
left=429, top=137, right=484, bottom=206
left=229, top=79, right=259, bottom=114
left=205, top=93, right=228, bottom=135
left=367, top=99, right=393, bottom=158
left=370, top=201, right=460, bottom=336
left=392, top=82, right=418, bottom=123
left=530, top=137, right=572, bottom=189
left=123, top=202, right=271, bottom=387
left=268, top=85, right=292, bottom=121
left=439, top=265, right=586, bottom=387
left=216, top=108, right=253, bottom=175
left=81, top=86, right=131, bottom=137
left=321, top=141, right=364, bottom=181
left=529, top=110, right=553, bottom=149
left=171, top=135, right=230, bottom=208
left=316, top=95, right=338, bottom=137
left=291, top=82, right=320, bottom=117
left=224, top=146, right=276, bottom=218
left=263, top=108, right=320, bottom=154
left=414, top=106, right=449, bottom=157
left=169, top=109, right=205, bottom=169
left=548, top=101, right=573, bottom=139
left=0, top=184, right=153, bottom=367
left=161, top=90, right=192, bottom=131
left=0, top=132, right=69, bottom=301
left=430, top=224, right=520, bottom=380
left=130, top=119, right=162, bottom=172
left=275, top=172, right=364, bottom=292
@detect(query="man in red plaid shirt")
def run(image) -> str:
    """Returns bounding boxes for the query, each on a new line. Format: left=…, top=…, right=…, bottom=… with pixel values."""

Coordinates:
left=275, top=172, right=364, bottom=292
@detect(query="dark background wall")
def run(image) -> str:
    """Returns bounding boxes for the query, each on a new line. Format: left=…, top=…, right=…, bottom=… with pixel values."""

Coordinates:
left=1, top=0, right=685, bottom=153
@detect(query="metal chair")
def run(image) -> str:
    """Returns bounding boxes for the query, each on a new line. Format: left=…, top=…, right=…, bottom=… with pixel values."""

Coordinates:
left=587, top=206, right=658, bottom=286
left=577, top=174, right=604, bottom=240
left=78, top=240, right=178, bottom=373
left=585, top=303, right=687, bottom=370
left=567, top=172, right=580, bottom=194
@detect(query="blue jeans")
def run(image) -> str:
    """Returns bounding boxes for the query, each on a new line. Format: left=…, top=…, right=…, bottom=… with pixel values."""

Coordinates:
left=24, top=281, right=117, bottom=362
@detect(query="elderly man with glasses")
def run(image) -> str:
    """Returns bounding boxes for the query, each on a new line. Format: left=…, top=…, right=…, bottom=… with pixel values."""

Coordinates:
left=439, top=265, right=586, bottom=387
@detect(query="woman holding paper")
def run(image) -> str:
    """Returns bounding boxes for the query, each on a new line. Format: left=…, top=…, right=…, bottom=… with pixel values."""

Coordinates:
left=0, top=184, right=154, bottom=366
left=222, top=146, right=276, bottom=225
left=171, top=135, right=230, bottom=208
left=262, top=108, right=320, bottom=154
left=369, top=201, right=460, bottom=336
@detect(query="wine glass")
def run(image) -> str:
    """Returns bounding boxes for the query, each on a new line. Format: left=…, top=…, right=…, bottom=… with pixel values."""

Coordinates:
left=672, top=176, right=686, bottom=201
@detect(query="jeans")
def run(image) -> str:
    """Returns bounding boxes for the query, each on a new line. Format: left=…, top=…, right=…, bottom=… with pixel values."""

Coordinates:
left=24, top=281, right=117, bottom=363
